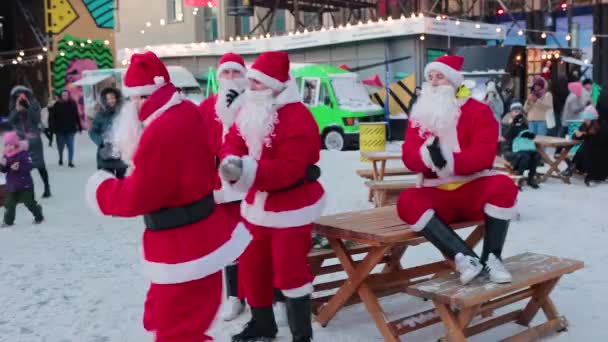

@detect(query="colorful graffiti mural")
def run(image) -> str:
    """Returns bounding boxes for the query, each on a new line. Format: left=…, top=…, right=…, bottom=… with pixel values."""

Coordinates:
left=45, top=0, right=79, bottom=34
left=51, top=34, right=113, bottom=126
left=83, top=0, right=115, bottom=29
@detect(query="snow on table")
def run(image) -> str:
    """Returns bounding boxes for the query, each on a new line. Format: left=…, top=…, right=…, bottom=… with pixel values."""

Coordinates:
left=0, top=135, right=605, bottom=341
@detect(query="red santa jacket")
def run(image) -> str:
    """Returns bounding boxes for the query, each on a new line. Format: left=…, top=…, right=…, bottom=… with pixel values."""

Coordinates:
left=403, top=98, right=499, bottom=187
left=86, top=85, right=250, bottom=284
left=220, top=101, right=326, bottom=228
left=199, top=94, right=246, bottom=204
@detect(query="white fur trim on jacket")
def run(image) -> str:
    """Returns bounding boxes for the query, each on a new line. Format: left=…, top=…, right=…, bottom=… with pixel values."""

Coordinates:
left=213, top=179, right=246, bottom=204
left=217, top=62, right=246, bottom=77
left=411, top=209, right=435, bottom=232
left=142, top=91, right=183, bottom=127
left=123, top=77, right=167, bottom=97
left=484, top=203, right=517, bottom=220
left=420, top=137, right=455, bottom=178
left=273, top=78, right=302, bottom=108
left=141, top=222, right=252, bottom=284
left=85, top=170, right=116, bottom=216
left=242, top=192, right=326, bottom=228
left=420, top=170, right=497, bottom=188
left=247, top=68, right=286, bottom=91
left=282, top=282, right=314, bottom=298
left=231, top=156, right=257, bottom=193
left=424, top=61, right=464, bottom=87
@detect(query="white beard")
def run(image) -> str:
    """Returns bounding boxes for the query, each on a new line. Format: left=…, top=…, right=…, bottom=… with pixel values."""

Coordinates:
left=109, top=100, right=143, bottom=164
left=410, top=83, right=461, bottom=137
left=236, top=89, right=278, bottom=160
left=215, top=78, right=248, bottom=134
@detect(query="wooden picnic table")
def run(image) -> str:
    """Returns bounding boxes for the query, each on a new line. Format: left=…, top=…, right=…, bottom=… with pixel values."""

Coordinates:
left=312, top=206, right=485, bottom=341
left=534, top=136, right=581, bottom=184
left=360, top=150, right=403, bottom=181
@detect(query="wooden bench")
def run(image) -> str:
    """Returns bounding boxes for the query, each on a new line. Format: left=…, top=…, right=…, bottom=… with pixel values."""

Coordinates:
left=407, top=252, right=584, bottom=341
left=356, top=167, right=414, bottom=180
left=312, top=206, right=486, bottom=341
left=365, top=174, right=525, bottom=208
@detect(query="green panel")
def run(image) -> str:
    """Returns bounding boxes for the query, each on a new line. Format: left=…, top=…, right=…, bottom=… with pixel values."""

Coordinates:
left=426, top=49, right=446, bottom=63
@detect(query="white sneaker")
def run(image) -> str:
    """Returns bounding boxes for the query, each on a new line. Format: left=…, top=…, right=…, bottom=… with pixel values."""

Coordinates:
left=273, top=301, right=288, bottom=327
left=455, top=253, right=483, bottom=285
left=220, top=296, right=245, bottom=321
left=486, top=253, right=513, bottom=284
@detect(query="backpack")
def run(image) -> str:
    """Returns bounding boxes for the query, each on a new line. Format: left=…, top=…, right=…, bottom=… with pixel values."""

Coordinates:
left=512, top=130, right=536, bottom=153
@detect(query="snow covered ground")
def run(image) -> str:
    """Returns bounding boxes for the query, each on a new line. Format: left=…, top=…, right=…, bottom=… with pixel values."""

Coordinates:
left=0, top=135, right=606, bottom=342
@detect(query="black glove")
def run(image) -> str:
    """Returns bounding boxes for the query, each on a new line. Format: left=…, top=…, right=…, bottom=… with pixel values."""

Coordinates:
left=305, top=165, right=321, bottom=181
left=427, top=137, right=447, bottom=169
left=225, top=89, right=242, bottom=108
left=521, top=131, right=536, bottom=139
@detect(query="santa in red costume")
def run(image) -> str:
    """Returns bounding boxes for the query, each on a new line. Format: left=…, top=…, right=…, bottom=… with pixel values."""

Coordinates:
left=219, top=51, right=325, bottom=342
left=199, top=52, right=250, bottom=322
left=398, top=55, right=518, bottom=285
left=84, top=51, right=251, bottom=341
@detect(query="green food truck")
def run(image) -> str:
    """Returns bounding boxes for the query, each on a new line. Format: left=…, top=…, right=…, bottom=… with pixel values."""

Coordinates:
left=205, top=63, right=385, bottom=151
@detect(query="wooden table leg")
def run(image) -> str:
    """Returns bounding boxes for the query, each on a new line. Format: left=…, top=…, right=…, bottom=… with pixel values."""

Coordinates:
left=434, top=300, right=467, bottom=342
left=382, top=245, right=407, bottom=273
left=315, top=239, right=391, bottom=327
left=517, top=277, right=560, bottom=326
left=536, top=146, right=556, bottom=183
left=380, top=160, right=387, bottom=180
left=553, top=147, right=573, bottom=184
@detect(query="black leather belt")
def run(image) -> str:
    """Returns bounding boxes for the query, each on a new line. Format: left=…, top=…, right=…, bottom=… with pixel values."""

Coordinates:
left=272, top=165, right=321, bottom=192
left=144, top=193, right=215, bottom=231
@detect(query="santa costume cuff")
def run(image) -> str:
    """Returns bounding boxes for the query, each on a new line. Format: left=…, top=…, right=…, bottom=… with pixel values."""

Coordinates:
left=232, top=156, right=257, bottom=193
left=484, top=203, right=518, bottom=220
left=420, top=137, right=455, bottom=178
left=85, top=170, right=116, bottom=216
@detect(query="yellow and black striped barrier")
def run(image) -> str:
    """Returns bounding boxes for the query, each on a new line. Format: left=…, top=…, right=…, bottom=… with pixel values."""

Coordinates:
left=360, top=122, right=386, bottom=162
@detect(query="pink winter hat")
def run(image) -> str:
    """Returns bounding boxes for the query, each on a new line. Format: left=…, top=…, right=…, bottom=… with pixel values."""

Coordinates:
left=3, top=131, right=20, bottom=147
left=568, top=82, right=583, bottom=98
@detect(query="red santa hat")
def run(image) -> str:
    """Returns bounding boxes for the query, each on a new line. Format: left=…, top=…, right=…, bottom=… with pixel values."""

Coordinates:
left=217, top=52, right=246, bottom=76
left=247, top=51, right=290, bottom=91
left=424, top=55, right=465, bottom=87
left=123, top=51, right=171, bottom=97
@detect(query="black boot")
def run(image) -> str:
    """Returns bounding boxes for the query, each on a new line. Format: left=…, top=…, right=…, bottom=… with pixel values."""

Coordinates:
left=225, top=263, right=240, bottom=299
left=481, top=216, right=512, bottom=283
left=527, top=170, right=539, bottom=189
left=286, top=295, right=312, bottom=342
left=418, top=215, right=483, bottom=284
left=232, top=307, right=278, bottom=342
left=419, top=215, right=478, bottom=260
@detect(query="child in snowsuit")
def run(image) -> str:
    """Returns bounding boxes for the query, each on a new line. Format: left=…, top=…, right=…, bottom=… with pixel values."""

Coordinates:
left=1, top=131, right=44, bottom=227
left=503, top=102, right=541, bottom=188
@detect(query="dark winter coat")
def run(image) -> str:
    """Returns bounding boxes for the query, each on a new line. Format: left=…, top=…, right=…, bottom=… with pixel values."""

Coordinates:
left=502, top=114, right=540, bottom=171
left=1, top=150, right=34, bottom=193
left=8, top=86, right=46, bottom=169
left=49, top=99, right=82, bottom=134
left=571, top=88, right=608, bottom=181
left=89, top=88, right=127, bottom=170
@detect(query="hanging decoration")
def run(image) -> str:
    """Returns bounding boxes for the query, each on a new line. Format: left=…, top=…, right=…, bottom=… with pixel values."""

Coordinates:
left=184, top=0, right=217, bottom=7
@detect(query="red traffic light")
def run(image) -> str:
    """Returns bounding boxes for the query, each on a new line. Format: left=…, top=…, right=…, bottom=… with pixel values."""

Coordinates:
left=496, top=8, right=505, bottom=16
left=560, top=2, right=568, bottom=11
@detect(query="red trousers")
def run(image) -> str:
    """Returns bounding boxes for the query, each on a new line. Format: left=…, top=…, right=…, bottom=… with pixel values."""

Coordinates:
left=398, top=175, right=518, bottom=227
left=239, top=222, right=314, bottom=307
left=143, top=272, right=222, bottom=342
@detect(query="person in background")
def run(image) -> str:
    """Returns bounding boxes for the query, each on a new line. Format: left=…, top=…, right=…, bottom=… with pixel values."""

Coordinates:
left=503, top=107, right=541, bottom=189
left=8, top=86, right=51, bottom=198
left=49, top=90, right=82, bottom=167
left=0, top=131, right=44, bottom=227
left=524, top=77, right=553, bottom=136
left=89, top=88, right=128, bottom=179
left=561, top=81, right=591, bottom=134
left=485, top=81, right=505, bottom=134
left=569, top=104, right=608, bottom=185
left=582, top=78, right=593, bottom=92
left=41, top=96, right=55, bottom=147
